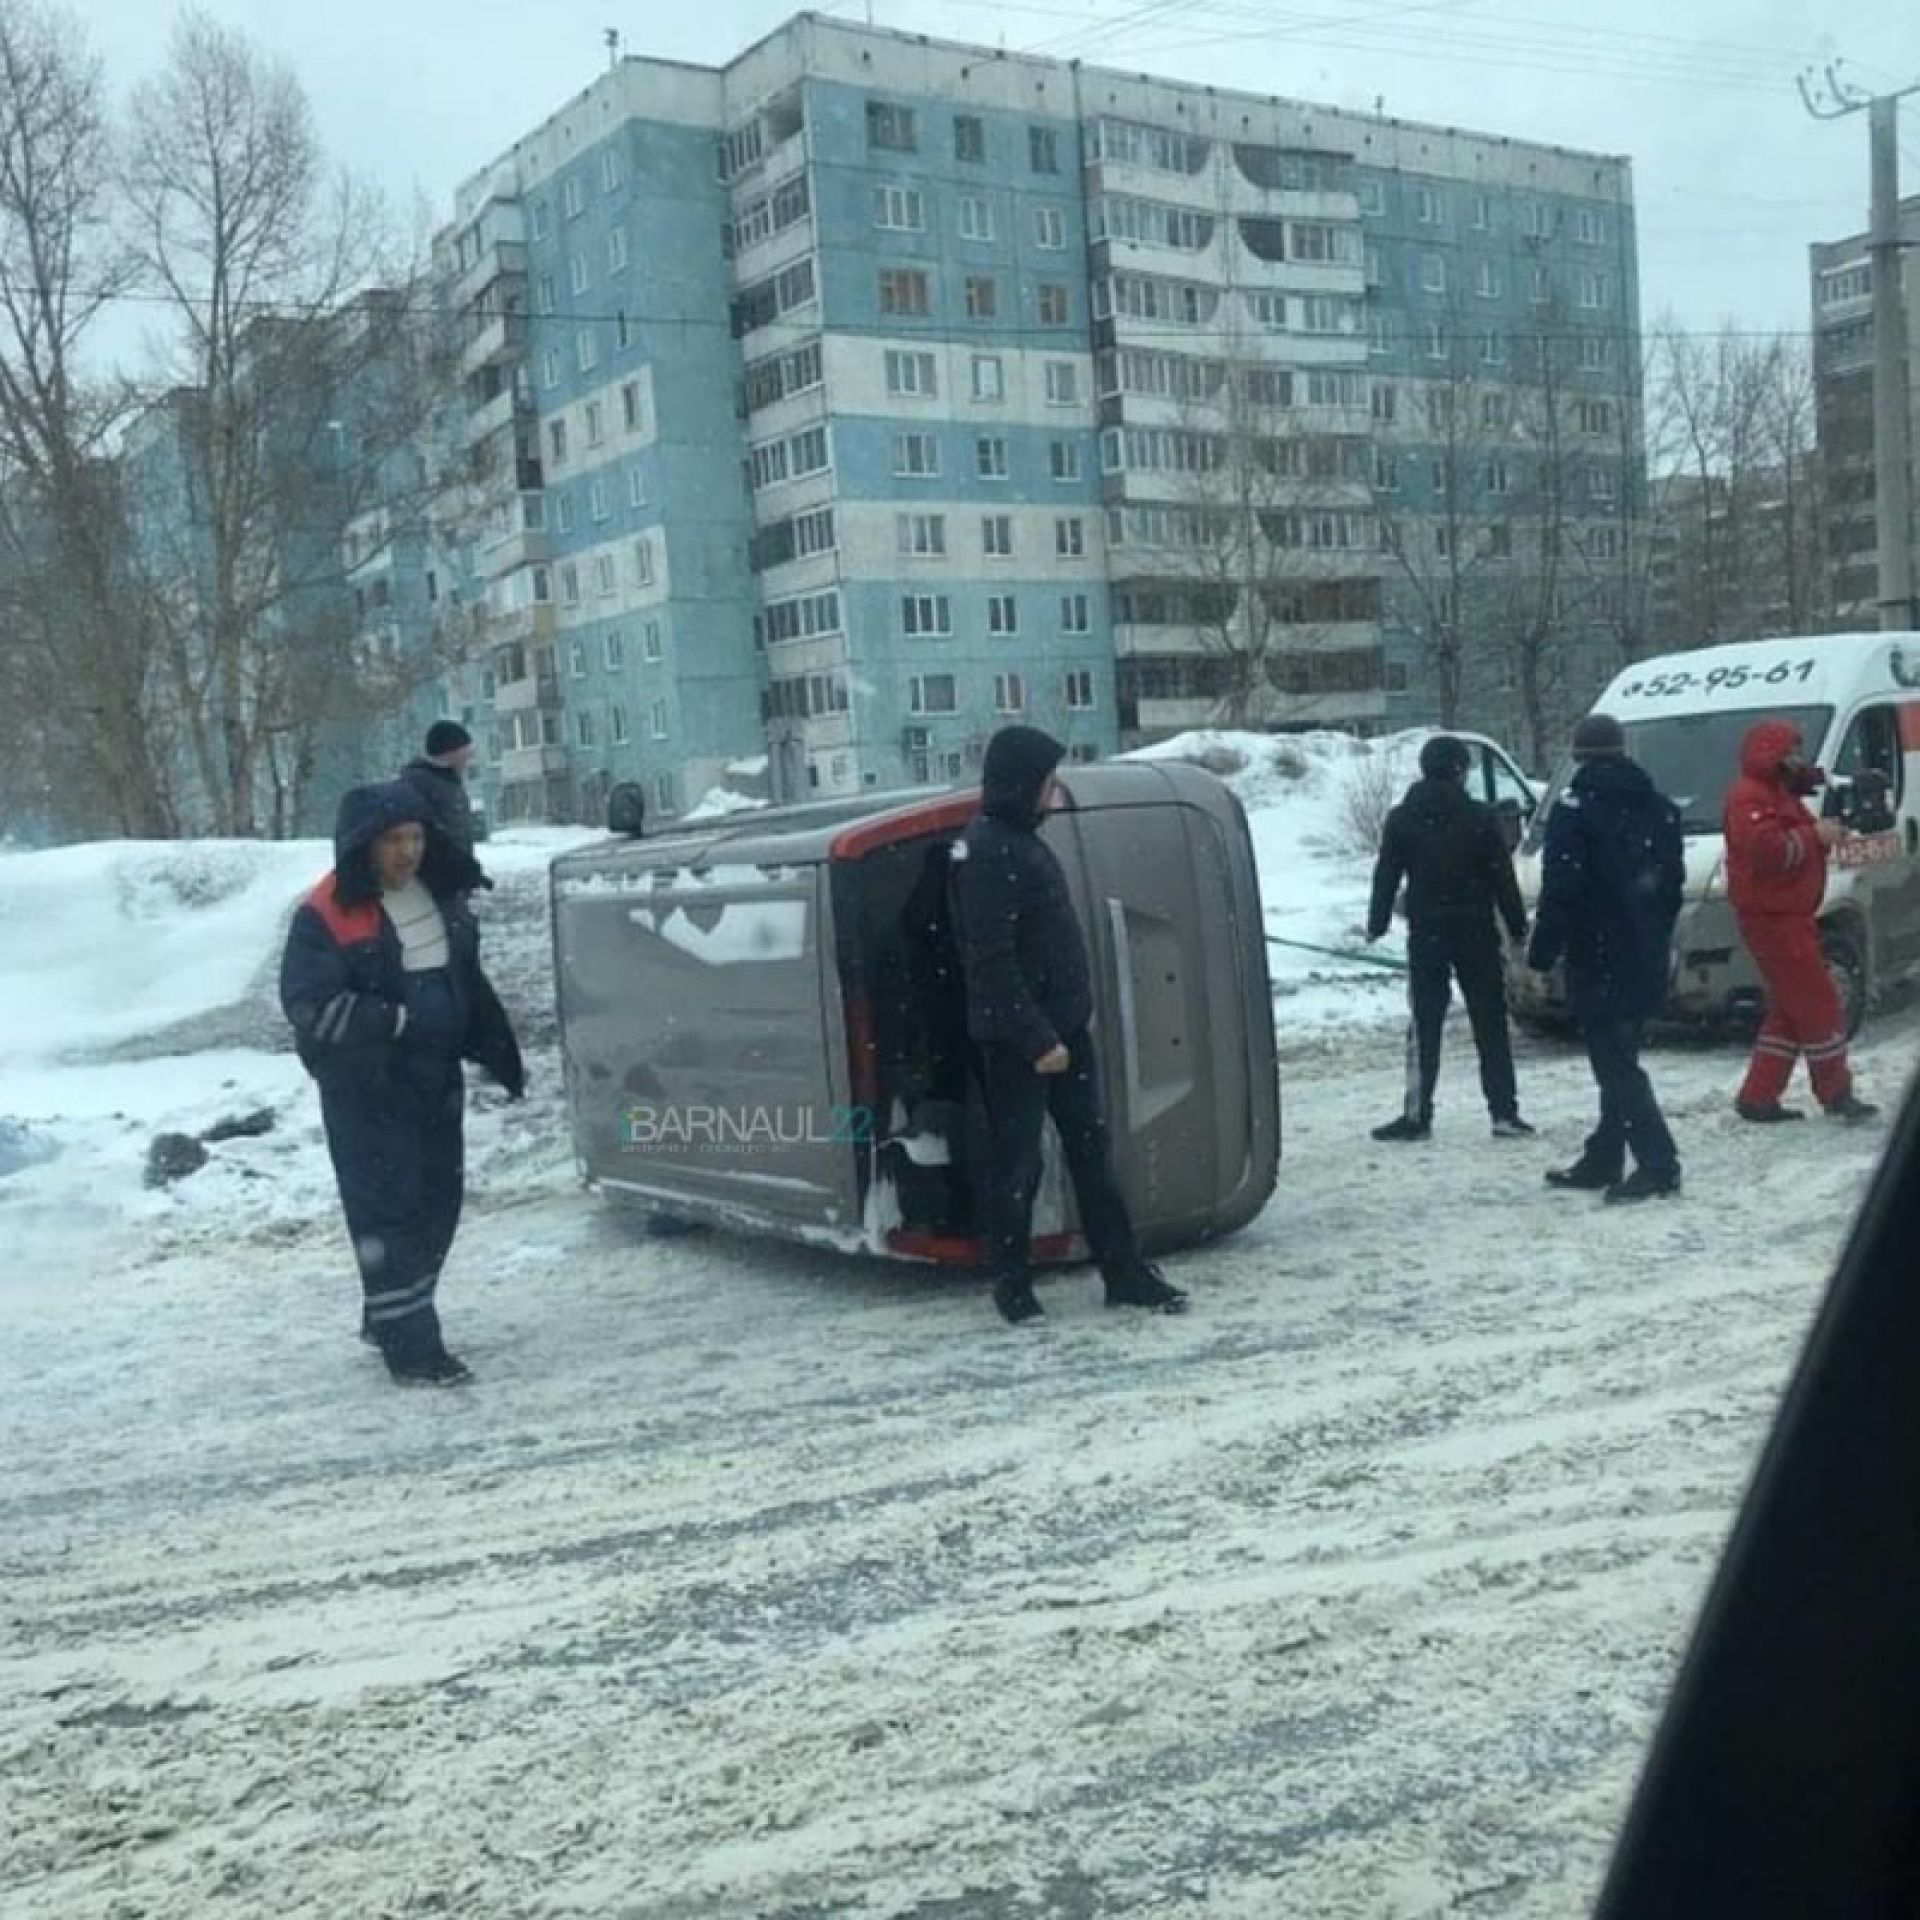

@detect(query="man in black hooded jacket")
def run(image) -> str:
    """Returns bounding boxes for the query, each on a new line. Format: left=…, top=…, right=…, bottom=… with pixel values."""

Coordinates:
left=951, top=726, right=1188, bottom=1324
left=1366, top=734, right=1533, bottom=1143
left=280, top=782, right=523, bottom=1383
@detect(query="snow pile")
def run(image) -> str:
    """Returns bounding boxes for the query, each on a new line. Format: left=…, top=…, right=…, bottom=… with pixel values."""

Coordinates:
left=685, top=784, right=771, bottom=823
left=1124, top=728, right=1442, bottom=1034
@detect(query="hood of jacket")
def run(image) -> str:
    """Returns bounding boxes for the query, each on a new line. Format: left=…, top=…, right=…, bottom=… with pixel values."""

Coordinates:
left=331, top=781, right=429, bottom=906
left=1739, top=718, right=1804, bottom=785
left=1397, top=773, right=1475, bottom=826
left=980, top=726, right=1066, bottom=827
left=1571, top=752, right=1659, bottom=805
left=403, top=756, right=463, bottom=788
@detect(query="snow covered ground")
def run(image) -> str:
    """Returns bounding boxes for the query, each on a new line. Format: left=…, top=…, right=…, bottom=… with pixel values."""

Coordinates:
left=1, top=756, right=1913, bottom=1918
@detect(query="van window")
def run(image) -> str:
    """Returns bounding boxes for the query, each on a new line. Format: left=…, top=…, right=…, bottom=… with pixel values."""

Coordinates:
left=1530, top=706, right=1835, bottom=841
left=1833, top=706, right=1904, bottom=803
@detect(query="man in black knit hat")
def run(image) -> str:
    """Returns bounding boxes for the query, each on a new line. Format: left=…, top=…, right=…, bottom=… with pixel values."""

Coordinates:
left=400, top=720, right=488, bottom=873
left=951, top=726, right=1188, bottom=1325
left=1366, top=733, right=1533, bottom=1143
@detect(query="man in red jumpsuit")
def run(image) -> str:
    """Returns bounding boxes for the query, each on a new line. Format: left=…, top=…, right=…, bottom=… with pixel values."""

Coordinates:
left=1723, top=719, right=1879, bottom=1124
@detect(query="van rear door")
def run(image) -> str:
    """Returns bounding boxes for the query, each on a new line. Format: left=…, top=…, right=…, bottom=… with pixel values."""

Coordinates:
left=1058, top=765, right=1280, bottom=1250
left=552, top=859, right=858, bottom=1233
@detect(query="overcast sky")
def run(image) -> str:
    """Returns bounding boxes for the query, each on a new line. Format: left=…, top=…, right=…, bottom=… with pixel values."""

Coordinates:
left=76, top=0, right=1918, bottom=356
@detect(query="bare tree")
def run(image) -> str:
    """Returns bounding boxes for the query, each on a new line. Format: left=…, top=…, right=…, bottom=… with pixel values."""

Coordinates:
left=0, top=0, right=174, bottom=836
left=121, top=9, right=443, bottom=837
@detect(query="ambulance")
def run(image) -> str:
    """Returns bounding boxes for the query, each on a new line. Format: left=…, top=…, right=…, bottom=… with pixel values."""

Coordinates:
left=1511, top=631, right=1920, bottom=1036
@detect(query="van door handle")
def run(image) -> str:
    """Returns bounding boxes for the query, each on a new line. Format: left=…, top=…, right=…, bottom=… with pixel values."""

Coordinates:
left=1106, top=898, right=1142, bottom=1101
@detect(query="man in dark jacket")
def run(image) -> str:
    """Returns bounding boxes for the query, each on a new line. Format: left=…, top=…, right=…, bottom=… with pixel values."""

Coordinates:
left=1366, top=733, right=1533, bottom=1142
left=399, top=721, right=489, bottom=877
left=280, top=782, right=524, bottom=1384
left=1723, top=718, right=1877, bottom=1124
left=1527, top=713, right=1685, bottom=1204
left=951, top=726, right=1187, bottom=1324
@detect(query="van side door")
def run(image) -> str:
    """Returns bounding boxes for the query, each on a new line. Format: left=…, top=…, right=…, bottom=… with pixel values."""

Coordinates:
left=1830, top=704, right=1920, bottom=977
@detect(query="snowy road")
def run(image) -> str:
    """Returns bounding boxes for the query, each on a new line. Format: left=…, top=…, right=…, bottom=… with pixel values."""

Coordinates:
left=1, top=1013, right=1908, bottom=1919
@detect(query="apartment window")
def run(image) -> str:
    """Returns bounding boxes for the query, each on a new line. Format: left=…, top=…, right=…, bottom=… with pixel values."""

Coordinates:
left=589, top=476, right=610, bottom=522
left=1371, top=381, right=1396, bottom=424
left=958, top=194, right=995, bottom=241
left=1373, top=449, right=1400, bottom=491
left=1524, top=200, right=1551, bottom=239
left=977, top=436, right=1009, bottom=479
left=1358, top=179, right=1385, bottom=216
left=570, top=638, right=588, bottom=678
left=1417, top=185, right=1443, bottom=225
left=619, top=380, right=643, bottom=433
left=593, top=553, right=618, bottom=598
left=885, top=349, right=938, bottom=397
left=576, top=709, right=596, bottom=748
left=1475, top=260, right=1502, bottom=300
left=1479, top=331, right=1505, bottom=366
left=1064, top=668, right=1095, bottom=710
left=1055, top=516, right=1085, bottom=558
left=1368, top=312, right=1391, bottom=357
left=994, top=672, right=1026, bottom=714
left=541, top=346, right=560, bottom=390
left=585, top=399, right=605, bottom=447
left=604, top=630, right=626, bottom=670
left=1050, top=438, right=1081, bottom=482
left=954, top=113, right=985, bottom=163
left=1034, top=206, right=1066, bottom=250
left=600, top=147, right=623, bottom=194
left=1578, top=270, right=1609, bottom=311
left=651, top=771, right=675, bottom=814
left=987, top=593, right=1018, bottom=635
left=642, top=697, right=665, bottom=741
left=616, top=311, right=633, bottom=351
left=971, top=355, right=1004, bottom=402
left=1471, top=192, right=1492, bottom=231
left=547, top=417, right=569, bottom=465
left=1425, top=322, right=1446, bottom=361
left=560, top=561, right=581, bottom=604
left=1364, top=243, right=1385, bottom=290
left=536, top=274, right=555, bottom=315
left=1590, top=468, right=1617, bottom=504
left=1044, top=361, right=1079, bottom=406
left=563, top=175, right=585, bottom=220
left=1030, top=125, right=1060, bottom=174
left=531, top=199, right=552, bottom=239
left=631, top=538, right=655, bottom=586
left=1037, top=283, right=1071, bottom=326
left=879, top=268, right=931, bottom=316
left=873, top=184, right=925, bottom=232
left=1576, top=207, right=1606, bottom=246
left=1060, top=592, right=1091, bottom=634
left=1575, top=399, right=1617, bottom=436
left=893, top=431, right=940, bottom=477
left=1485, top=458, right=1510, bottom=495
left=1480, top=392, right=1508, bottom=429
left=902, top=594, right=953, bottom=637
left=982, top=514, right=1014, bottom=557
left=1579, top=335, right=1610, bottom=372
left=965, top=275, right=999, bottom=321
left=897, top=512, right=948, bottom=557
left=610, top=703, right=630, bottom=745
left=570, top=253, right=590, bottom=296
left=909, top=672, right=958, bottom=713
left=1530, top=264, right=1552, bottom=307
left=867, top=101, right=918, bottom=152
left=576, top=328, right=598, bottom=373
left=554, top=494, right=576, bottom=535
left=1420, top=254, right=1447, bottom=294
left=643, top=620, right=663, bottom=662
left=608, top=227, right=629, bottom=273
left=627, top=465, right=647, bottom=510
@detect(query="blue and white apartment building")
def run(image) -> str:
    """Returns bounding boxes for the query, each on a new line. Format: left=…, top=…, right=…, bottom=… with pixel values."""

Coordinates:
left=432, top=14, right=1641, bottom=822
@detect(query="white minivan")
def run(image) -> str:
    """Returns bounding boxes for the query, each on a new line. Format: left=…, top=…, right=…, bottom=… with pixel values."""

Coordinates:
left=1511, top=631, right=1920, bottom=1036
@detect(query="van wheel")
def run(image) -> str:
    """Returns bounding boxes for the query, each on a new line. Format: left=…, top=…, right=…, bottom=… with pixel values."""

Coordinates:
left=1821, top=926, right=1869, bottom=1041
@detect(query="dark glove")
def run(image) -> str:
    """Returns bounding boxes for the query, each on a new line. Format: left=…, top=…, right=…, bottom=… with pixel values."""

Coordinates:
left=474, top=871, right=497, bottom=892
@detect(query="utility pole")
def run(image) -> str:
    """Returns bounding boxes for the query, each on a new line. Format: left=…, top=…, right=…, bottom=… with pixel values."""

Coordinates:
left=1801, top=65, right=1919, bottom=631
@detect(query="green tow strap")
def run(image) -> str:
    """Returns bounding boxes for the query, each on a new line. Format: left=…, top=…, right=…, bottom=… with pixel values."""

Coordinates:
left=1264, top=932, right=1410, bottom=973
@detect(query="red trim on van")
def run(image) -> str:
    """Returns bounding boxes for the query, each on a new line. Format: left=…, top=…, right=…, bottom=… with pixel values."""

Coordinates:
left=829, top=793, right=978, bottom=861
left=885, top=1229, right=1081, bottom=1266
left=1899, top=703, right=1920, bottom=753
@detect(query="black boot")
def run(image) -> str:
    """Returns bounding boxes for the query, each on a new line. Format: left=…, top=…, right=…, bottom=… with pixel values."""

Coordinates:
left=992, top=1275, right=1044, bottom=1325
left=1545, top=1159, right=1619, bottom=1191
left=1604, top=1165, right=1682, bottom=1205
left=1371, top=1114, right=1431, bottom=1143
left=385, top=1344, right=474, bottom=1386
left=1736, top=1099, right=1805, bottom=1124
left=1824, top=1092, right=1880, bottom=1124
left=1104, top=1262, right=1190, bottom=1313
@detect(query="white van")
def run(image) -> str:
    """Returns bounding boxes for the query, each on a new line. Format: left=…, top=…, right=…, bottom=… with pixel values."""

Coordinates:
left=1511, top=631, right=1920, bottom=1036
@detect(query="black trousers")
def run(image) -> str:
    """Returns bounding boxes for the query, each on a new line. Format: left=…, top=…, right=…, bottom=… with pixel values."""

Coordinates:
left=1578, top=1013, right=1679, bottom=1180
left=978, top=1027, right=1139, bottom=1282
left=320, top=1053, right=465, bottom=1364
left=1400, top=924, right=1519, bottom=1124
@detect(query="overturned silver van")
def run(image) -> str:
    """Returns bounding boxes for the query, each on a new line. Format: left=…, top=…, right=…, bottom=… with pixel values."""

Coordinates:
left=549, top=761, right=1280, bottom=1264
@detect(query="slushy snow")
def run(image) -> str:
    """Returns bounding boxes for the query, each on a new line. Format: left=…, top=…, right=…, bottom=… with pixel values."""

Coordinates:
left=0, top=740, right=1909, bottom=1919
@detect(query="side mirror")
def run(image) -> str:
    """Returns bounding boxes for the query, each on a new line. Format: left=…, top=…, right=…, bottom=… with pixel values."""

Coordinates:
left=607, top=782, right=647, bottom=838
left=1493, top=797, right=1525, bottom=852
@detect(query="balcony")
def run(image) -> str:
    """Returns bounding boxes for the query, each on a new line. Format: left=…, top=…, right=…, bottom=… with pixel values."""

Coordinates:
left=492, top=666, right=561, bottom=715
left=450, top=240, right=526, bottom=316
left=459, top=310, right=527, bottom=379
left=477, top=492, right=548, bottom=574
left=498, top=743, right=570, bottom=782
left=462, top=384, right=522, bottom=448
